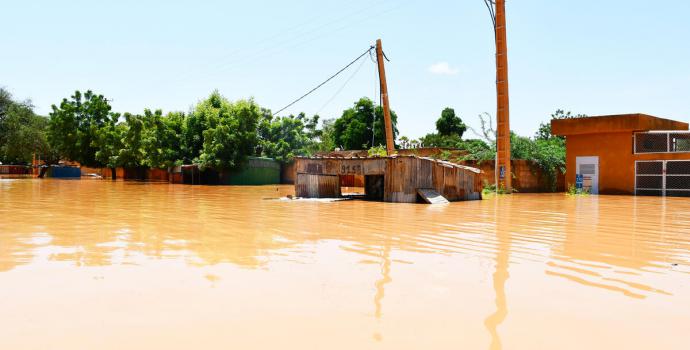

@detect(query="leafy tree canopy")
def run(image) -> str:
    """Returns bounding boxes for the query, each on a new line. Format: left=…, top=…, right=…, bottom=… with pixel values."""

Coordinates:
left=141, top=110, right=185, bottom=169
left=436, top=107, right=467, bottom=137
left=0, top=88, right=55, bottom=164
left=197, top=95, right=260, bottom=170
left=333, top=97, right=398, bottom=150
left=417, top=107, right=468, bottom=148
left=536, top=109, right=587, bottom=141
left=258, top=112, right=319, bottom=163
left=48, top=90, right=116, bottom=167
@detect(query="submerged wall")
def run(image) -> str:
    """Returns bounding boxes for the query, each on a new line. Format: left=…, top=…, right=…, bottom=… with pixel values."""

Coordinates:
left=460, top=160, right=565, bottom=193
left=47, top=166, right=81, bottom=178
left=0, top=165, right=31, bottom=175
left=178, top=157, right=280, bottom=185
left=294, top=156, right=482, bottom=202
left=222, top=157, right=280, bottom=185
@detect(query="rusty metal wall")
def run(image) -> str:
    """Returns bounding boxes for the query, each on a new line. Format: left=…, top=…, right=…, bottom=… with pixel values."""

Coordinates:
left=295, top=156, right=481, bottom=202
left=295, top=174, right=340, bottom=198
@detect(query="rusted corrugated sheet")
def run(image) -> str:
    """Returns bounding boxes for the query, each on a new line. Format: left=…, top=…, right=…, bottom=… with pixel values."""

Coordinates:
left=340, top=175, right=355, bottom=187
left=443, top=165, right=458, bottom=201
left=432, top=162, right=445, bottom=191
left=296, top=174, right=340, bottom=198
left=417, top=157, right=433, bottom=189
left=363, top=158, right=386, bottom=175
left=338, top=159, right=363, bottom=176
left=383, top=157, right=419, bottom=203
left=295, top=155, right=481, bottom=202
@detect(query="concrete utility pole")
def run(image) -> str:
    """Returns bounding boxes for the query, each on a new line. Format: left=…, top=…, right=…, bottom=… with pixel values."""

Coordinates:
left=494, top=0, right=512, bottom=191
left=375, top=39, right=395, bottom=155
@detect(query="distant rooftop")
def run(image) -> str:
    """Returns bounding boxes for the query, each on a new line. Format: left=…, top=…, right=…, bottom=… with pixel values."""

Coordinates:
left=551, top=113, right=688, bottom=136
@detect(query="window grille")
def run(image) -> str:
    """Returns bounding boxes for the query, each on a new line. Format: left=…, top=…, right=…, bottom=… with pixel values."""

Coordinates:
left=635, top=131, right=690, bottom=154
left=635, top=160, right=690, bottom=196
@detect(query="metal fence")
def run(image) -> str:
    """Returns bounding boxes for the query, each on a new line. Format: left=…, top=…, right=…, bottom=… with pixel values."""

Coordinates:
left=635, top=160, right=690, bottom=196
left=635, top=131, right=690, bottom=154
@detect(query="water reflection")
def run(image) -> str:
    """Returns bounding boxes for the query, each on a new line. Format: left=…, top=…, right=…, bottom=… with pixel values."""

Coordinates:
left=1, top=180, right=690, bottom=349
left=373, top=245, right=391, bottom=342
left=1, top=182, right=689, bottom=289
left=484, top=197, right=511, bottom=350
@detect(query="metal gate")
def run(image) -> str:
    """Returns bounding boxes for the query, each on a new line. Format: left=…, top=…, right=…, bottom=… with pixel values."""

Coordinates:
left=635, top=160, right=690, bottom=196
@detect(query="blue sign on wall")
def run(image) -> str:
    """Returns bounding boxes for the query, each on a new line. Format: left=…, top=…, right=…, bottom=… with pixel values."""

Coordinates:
left=499, top=166, right=505, bottom=179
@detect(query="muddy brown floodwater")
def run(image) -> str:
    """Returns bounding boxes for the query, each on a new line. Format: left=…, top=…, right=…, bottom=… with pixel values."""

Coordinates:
left=1, top=179, right=689, bottom=349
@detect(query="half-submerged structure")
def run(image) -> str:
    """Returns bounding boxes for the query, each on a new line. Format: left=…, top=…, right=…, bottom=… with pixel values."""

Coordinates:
left=552, top=113, right=690, bottom=196
left=294, top=155, right=482, bottom=203
left=293, top=39, right=482, bottom=203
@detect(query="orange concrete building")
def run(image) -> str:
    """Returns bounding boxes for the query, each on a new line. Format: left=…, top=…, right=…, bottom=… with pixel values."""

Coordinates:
left=552, top=114, right=690, bottom=195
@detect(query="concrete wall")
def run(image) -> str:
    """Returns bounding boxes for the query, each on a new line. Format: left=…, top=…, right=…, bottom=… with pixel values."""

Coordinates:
left=565, top=132, right=690, bottom=194
left=0, top=165, right=31, bottom=174
left=80, top=166, right=111, bottom=178
left=459, top=160, right=565, bottom=193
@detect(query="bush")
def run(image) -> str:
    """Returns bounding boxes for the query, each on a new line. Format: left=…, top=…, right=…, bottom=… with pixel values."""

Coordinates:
left=367, top=145, right=388, bottom=157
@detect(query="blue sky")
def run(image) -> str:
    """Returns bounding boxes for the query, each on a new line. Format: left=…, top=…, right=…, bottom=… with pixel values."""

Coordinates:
left=3, top=0, right=690, bottom=139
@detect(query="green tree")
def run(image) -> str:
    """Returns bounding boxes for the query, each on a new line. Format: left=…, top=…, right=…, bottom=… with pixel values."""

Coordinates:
left=116, top=113, right=146, bottom=168
left=333, top=97, right=398, bottom=150
left=183, top=91, right=224, bottom=163
left=0, top=101, right=53, bottom=164
left=536, top=109, right=587, bottom=141
left=508, top=132, right=565, bottom=191
left=436, top=107, right=467, bottom=137
left=458, top=139, right=494, bottom=162
left=0, top=88, right=13, bottom=120
left=0, top=88, right=55, bottom=165
left=419, top=133, right=463, bottom=148
left=94, top=113, right=124, bottom=170
left=197, top=96, right=260, bottom=170
left=48, top=90, right=115, bottom=167
left=258, top=112, right=316, bottom=163
left=419, top=107, right=467, bottom=148
left=141, top=110, right=185, bottom=169
left=315, top=118, right=336, bottom=152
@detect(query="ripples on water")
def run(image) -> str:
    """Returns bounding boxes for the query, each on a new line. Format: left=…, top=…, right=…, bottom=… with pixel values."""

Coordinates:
left=0, top=179, right=688, bottom=349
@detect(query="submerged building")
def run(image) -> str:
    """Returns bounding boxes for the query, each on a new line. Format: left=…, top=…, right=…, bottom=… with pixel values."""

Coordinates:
left=294, top=155, right=482, bottom=203
left=552, top=113, right=690, bottom=196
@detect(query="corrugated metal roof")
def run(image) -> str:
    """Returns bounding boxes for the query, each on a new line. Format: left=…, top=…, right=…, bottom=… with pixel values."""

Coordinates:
left=295, top=154, right=481, bottom=173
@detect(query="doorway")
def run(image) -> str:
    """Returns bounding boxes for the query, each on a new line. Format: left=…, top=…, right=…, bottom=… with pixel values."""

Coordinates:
left=576, top=156, right=599, bottom=194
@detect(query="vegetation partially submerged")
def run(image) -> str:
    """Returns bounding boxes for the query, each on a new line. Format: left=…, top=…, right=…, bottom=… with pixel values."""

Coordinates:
left=400, top=109, right=580, bottom=192
left=566, top=183, right=590, bottom=196
left=1, top=85, right=577, bottom=193
left=1, top=87, right=400, bottom=172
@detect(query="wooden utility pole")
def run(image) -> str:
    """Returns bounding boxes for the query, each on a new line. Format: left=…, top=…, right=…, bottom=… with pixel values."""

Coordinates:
left=494, top=0, right=511, bottom=191
left=375, top=39, right=395, bottom=155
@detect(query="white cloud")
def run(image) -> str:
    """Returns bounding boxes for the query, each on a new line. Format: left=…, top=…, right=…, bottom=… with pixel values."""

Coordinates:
left=428, top=62, right=459, bottom=75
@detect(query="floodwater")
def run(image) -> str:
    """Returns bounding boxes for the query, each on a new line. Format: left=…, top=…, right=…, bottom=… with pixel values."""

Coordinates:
left=1, top=179, right=689, bottom=350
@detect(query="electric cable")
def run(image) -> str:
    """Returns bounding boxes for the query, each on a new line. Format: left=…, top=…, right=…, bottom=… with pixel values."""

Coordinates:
left=316, top=55, right=369, bottom=115
left=274, top=46, right=374, bottom=115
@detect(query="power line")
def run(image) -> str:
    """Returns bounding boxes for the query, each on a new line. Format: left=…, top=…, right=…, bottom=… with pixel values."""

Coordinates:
left=484, top=0, right=497, bottom=32
left=274, top=46, right=375, bottom=115
left=316, top=55, right=369, bottom=115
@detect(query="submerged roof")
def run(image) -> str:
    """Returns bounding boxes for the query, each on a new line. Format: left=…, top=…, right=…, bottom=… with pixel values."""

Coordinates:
left=551, top=113, right=688, bottom=136
left=295, top=154, right=481, bottom=173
